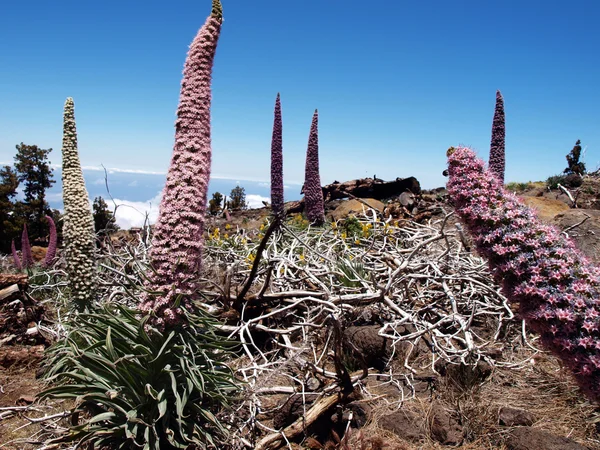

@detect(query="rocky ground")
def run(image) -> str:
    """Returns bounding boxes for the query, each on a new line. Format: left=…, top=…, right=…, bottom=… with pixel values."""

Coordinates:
left=2, top=174, right=600, bottom=449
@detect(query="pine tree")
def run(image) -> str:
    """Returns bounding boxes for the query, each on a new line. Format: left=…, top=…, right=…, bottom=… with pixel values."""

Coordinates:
left=0, top=166, right=19, bottom=253
left=208, top=191, right=223, bottom=215
left=93, top=196, right=119, bottom=234
left=13, top=143, right=55, bottom=241
left=564, top=139, right=586, bottom=176
left=228, top=186, right=247, bottom=210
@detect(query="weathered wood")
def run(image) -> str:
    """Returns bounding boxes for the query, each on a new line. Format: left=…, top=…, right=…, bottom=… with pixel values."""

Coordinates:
left=255, top=393, right=339, bottom=450
left=0, top=285, right=20, bottom=302
left=0, top=274, right=28, bottom=289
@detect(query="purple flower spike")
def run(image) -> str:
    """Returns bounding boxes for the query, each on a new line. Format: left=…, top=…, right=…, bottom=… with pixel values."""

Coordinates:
left=43, top=215, right=57, bottom=267
left=11, top=240, right=22, bottom=271
left=303, top=109, right=324, bottom=225
left=447, top=146, right=600, bottom=404
left=489, top=90, right=505, bottom=184
left=270, top=93, right=284, bottom=218
left=141, top=0, right=223, bottom=327
left=21, top=224, right=34, bottom=268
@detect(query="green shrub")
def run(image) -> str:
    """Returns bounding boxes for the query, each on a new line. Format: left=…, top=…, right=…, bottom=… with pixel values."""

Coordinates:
left=341, top=215, right=362, bottom=237
left=547, top=173, right=583, bottom=189
left=38, top=304, right=239, bottom=449
left=546, top=174, right=567, bottom=190
left=505, top=181, right=531, bottom=192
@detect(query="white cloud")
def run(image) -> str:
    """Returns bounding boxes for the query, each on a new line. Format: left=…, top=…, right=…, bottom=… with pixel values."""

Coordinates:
left=112, top=193, right=162, bottom=230
left=82, top=166, right=167, bottom=175
left=246, top=194, right=270, bottom=209
left=110, top=191, right=273, bottom=229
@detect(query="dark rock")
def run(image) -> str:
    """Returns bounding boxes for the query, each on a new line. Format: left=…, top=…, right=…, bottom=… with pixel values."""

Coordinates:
left=346, top=401, right=369, bottom=428
left=379, top=409, right=424, bottom=443
left=506, top=427, right=589, bottom=450
left=322, top=176, right=421, bottom=202
left=344, top=326, right=390, bottom=371
left=564, top=173, right=584, bottom=188
left=331, top=401, right=370, bottom=428
left=412, top=372, right=439, bottom=394
left=498, top=406, right=535, bottom=427
left=435, top=360, right=492, bottom=391
left=430, top=403, right=463, bottom=445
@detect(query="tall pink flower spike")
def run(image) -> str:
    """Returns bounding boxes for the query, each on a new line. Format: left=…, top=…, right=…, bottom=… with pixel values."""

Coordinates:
left=141, top=0, right=224, bottom=327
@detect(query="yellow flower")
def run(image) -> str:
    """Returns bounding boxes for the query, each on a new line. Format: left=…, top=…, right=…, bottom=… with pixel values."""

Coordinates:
left=355, top=239, right=361, bottom=245
left=341, top=232, right=347, bottom=240
left=225, top=223, right=231, bottom=230
left=224, top=233, right=229, bottom=239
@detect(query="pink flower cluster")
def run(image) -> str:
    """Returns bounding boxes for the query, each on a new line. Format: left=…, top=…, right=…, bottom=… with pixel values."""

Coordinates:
left=141, top=0, right=223, bottom=327
left=21, top=224, right=34, bottom=268
left=270, top=93, right=284, bottom=218
left=304, top=110, right=325, bottom=225
left=11, top=240, right=22, bottom=271
left=43, top=215, right=57, bottom=267
left=447, top=146, right=600, bottom=403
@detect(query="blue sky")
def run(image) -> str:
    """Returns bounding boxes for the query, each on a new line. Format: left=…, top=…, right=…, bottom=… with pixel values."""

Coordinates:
left=1, top=0, right=599, bottom=202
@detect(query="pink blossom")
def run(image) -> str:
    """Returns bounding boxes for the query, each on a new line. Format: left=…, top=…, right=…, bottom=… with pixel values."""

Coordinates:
left=447, top=146, right=600, bottom=403
left=21, top=224, right=34, bottom=268
left=141, top=0, right=223, bottom=326
left=43, top=215, right=57, bottom=267
left=11, top=240, right=22, bottom=271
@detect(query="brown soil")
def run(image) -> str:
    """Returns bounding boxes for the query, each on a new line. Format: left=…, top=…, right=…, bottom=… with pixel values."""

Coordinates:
left=0, top=346, right=46, bottom=450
